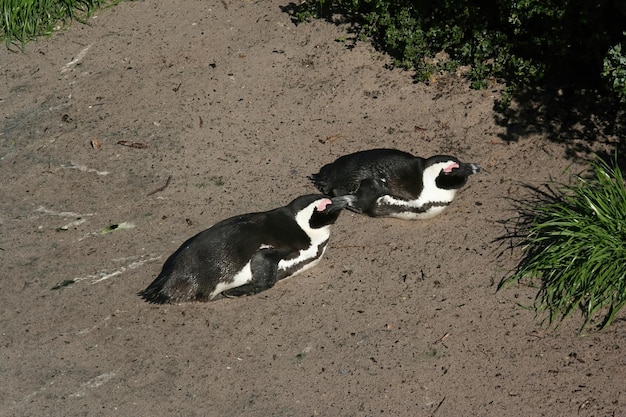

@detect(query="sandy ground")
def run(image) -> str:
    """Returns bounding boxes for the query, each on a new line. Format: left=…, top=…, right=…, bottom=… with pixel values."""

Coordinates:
left=1, top=1, right=625, bottom=416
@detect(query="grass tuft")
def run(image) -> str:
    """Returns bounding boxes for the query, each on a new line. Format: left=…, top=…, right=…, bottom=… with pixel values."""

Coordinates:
left=499, top=157, right=626, bottom=332
left=1, top=0, right=119, bottom=50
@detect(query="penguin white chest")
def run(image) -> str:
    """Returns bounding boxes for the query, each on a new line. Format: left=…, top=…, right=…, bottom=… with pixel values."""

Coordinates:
left=376, top=185, right=458, bottom=219
left=387, top=204, right=449, bottom=220
left=278, top=208, right=332, bottom=278
left=209, top=261, right=254, bottom=299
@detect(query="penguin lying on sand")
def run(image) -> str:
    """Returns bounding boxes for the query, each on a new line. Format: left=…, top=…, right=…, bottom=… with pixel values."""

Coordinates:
left=140, top=194, right=352, bottom=304
left=310, top=148, right=481, bottom=220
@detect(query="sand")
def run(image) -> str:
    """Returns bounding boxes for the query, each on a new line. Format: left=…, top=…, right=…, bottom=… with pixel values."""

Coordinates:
left=1, top=1, right=625, bottom=416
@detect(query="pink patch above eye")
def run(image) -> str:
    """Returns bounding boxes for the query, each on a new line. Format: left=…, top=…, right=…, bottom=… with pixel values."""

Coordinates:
left=316, top=198, right=332, bottom=211
left=443, top=162, right=460, bottom=173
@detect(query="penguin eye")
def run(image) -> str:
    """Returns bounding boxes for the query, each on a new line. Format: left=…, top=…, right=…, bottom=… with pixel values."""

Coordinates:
left=442, top=162, right=460, bottom=173
left=315, top=198, right=332, bottom=212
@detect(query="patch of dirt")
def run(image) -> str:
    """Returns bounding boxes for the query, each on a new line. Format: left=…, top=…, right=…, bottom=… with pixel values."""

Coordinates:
left=1, top=1, right=624, bottom=416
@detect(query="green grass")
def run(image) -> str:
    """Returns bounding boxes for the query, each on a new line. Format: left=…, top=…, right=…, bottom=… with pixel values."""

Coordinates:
left=1, top=0, right=119, bottom=50
left=499, top=157, right=626, bottom=332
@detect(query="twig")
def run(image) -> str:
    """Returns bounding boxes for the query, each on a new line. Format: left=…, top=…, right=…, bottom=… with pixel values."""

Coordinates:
left=432, top=396, right=445, bottom=415
left=117, top=140, right=148, bottom=149
left=434, top=333, right=450, bottom=344
left=319, top=134, right=342, bottom=144
left=147, top=176, right=172, bottom=196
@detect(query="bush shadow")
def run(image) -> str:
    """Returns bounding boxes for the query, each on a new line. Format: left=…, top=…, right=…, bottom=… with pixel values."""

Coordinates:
left=280, top=2, right=363, bottom=49
left=494, top=85, right=625, bottom=169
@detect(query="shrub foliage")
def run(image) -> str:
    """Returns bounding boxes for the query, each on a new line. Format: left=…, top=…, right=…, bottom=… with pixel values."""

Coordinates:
left=303, top=0, right=626, bottom=101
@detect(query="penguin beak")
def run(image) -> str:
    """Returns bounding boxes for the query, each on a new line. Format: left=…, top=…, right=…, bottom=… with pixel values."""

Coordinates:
left=326, top=195, right=354, bottom=211
left=469, top=163, right=481, bottom=174
left=449, top=162, right=481, bottom=176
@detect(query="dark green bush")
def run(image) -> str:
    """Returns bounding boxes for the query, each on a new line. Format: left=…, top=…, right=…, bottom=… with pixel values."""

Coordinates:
left=603, top=35, right=626, bottom=102
left=302, top=0, right=626, bottom=102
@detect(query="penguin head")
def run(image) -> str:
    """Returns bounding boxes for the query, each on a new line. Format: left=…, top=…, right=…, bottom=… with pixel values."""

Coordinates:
left=425, top=155, right=481, bottom=190
left=288, top=194, right=351, bottom=233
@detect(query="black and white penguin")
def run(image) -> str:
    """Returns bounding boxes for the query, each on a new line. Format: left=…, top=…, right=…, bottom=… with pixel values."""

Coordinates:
left=139, top=194, right=352, bottom=304
left=309, top=148, right=481, bottom=220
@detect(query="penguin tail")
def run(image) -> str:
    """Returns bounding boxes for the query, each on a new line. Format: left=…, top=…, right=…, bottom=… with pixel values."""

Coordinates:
left=137, top=287, right=171, bottom=304
left=138, top=274, right=173, bottom=304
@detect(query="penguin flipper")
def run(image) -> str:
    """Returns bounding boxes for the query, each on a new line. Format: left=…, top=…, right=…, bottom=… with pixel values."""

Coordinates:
left=222, top=249, right=281, bottom=297
left=350, top=178, right=388, bottom=215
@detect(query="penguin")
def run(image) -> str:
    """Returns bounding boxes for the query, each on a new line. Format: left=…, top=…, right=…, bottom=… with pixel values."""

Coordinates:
left=309, top=148, right=481, bottom=220
left=139, top=194, right=352, bottom=304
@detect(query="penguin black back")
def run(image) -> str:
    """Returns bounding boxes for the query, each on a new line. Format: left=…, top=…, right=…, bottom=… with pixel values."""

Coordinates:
left=310, top=149, right=423, bottom=198
left=139, top=194, right=351, bottom=304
